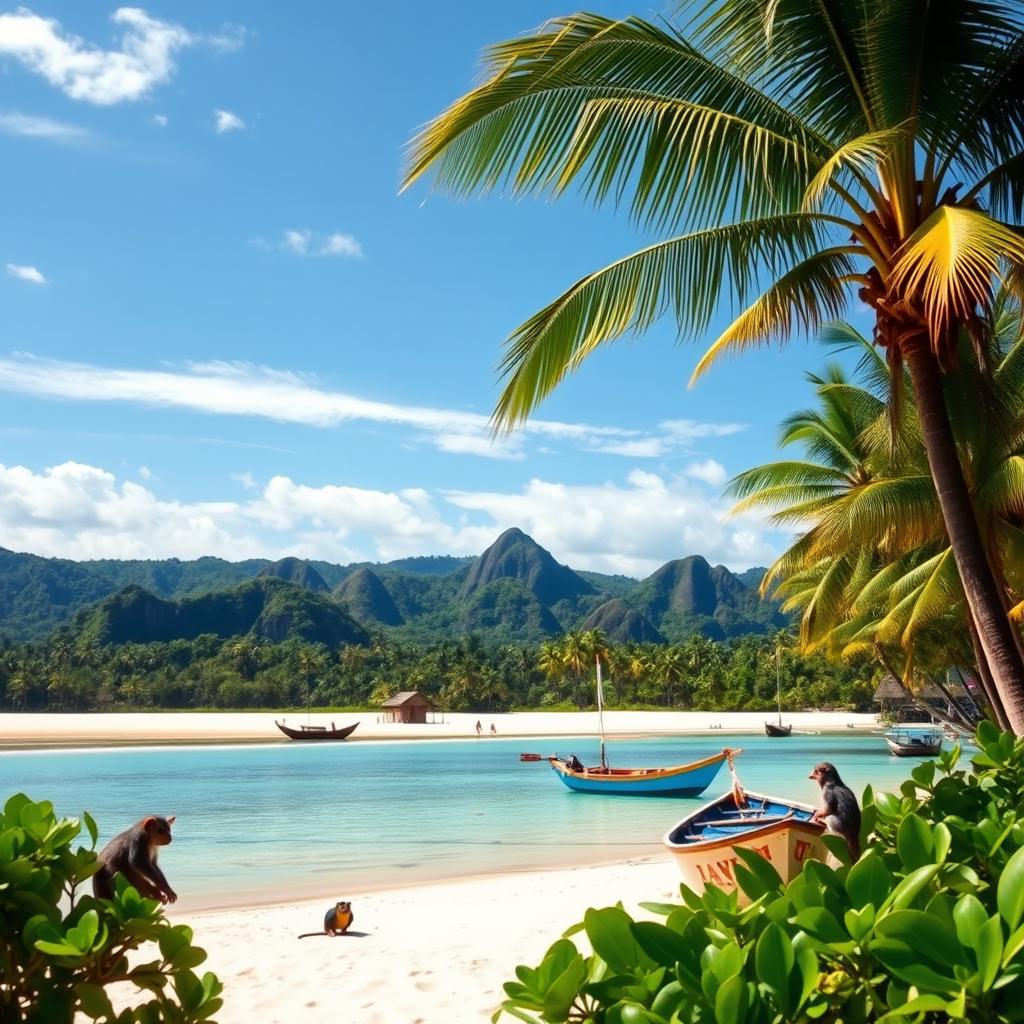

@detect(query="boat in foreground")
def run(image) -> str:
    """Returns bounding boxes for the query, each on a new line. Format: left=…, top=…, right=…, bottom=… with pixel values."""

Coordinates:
left=548, top=748, right=735, bottom=796
left=664, top=789, right=826, bottom=895
left=885, top=725, right=943, bottom=757
left=275, top=721, right=359, bottom=741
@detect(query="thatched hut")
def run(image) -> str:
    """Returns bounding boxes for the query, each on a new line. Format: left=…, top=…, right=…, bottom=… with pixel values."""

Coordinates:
left=380, top=690, right=435, bottom=724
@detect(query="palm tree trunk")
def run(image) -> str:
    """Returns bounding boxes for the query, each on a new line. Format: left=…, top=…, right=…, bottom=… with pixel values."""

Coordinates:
left=903, top=336, right=1024, bottom=734
left=967, top=616, right=1011, bottom=730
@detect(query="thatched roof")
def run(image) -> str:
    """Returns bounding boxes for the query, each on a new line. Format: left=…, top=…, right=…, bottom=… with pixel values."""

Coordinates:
left=873, top=675, right=946, bottom=703
left=381, top=690, right=433, bottom=708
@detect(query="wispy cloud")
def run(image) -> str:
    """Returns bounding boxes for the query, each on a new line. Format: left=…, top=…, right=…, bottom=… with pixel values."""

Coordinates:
left=6, top=264, right=47, bottom=285
left=0, top=8, right=238, bottom=105
left=150, top=113, right=167, bottom=127
left=213, top=108, right=244, bottom=133
left=0, top=461, right=780, bottom=573
left=0, top=110, right=87, bottom=142
left=0, top=354, right=746, bottom=461
left=278, top=228, right=362, bottom=258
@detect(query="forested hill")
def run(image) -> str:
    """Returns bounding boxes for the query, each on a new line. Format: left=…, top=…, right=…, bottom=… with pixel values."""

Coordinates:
left=1, top=531, right=785, bottom=645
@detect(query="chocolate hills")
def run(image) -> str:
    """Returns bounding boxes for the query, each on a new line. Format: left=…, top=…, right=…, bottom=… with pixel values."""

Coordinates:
left=1, top=531, right=785, bottom=646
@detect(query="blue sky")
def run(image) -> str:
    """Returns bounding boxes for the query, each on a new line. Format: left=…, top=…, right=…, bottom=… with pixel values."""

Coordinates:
left=0, top=2, right=865, bottom=576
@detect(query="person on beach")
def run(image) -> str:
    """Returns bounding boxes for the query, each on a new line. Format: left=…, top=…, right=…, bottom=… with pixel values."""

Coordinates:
left=475, top=720, right=482, bottom=735
left=490, top=723, right=497, bottom=735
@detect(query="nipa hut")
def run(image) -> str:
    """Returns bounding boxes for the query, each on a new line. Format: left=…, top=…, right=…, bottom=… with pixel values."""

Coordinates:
left=380, top=690, right=436, bottom=724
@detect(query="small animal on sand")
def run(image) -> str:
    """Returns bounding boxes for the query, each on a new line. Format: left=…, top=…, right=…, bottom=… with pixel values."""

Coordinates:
left=299, top=900, right=355, bottom=938
left=92, top=815, right=178, bottom=903
left=809, top=762, right=861, bottom=859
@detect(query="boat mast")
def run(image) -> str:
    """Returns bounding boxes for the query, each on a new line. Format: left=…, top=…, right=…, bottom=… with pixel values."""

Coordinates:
left=596, top=654, right=607, bottom=769
left=775, top=644, right=783, bottom=726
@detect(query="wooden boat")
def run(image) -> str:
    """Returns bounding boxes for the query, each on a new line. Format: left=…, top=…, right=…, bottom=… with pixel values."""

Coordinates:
left=549, top=748, right=735, bottom=796
left=885, top=725, right=942, bottom=757
left=765, top=643, right=791, bottom=736
left=664, top=789, right=826, bottom=895
left=519, top=753, right=543, bottom=762
left=547, top=654, right=736, bottom=796
left=275, top=721, right=359, bottom=741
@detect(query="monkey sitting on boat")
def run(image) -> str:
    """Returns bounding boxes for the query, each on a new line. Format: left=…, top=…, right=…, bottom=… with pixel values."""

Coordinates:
left=92, top=815, right=178, bottom=903
left=809, top=762, right=861, bottom=859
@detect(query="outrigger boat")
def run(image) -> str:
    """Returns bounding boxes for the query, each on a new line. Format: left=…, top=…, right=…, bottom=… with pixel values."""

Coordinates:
left=885, top=724, right=942, bottom=757
left=275, top=721, right=359, bottom=741
left=547, top=655, right=735, bottom=796
left=664, top=789, right=826, bottom=895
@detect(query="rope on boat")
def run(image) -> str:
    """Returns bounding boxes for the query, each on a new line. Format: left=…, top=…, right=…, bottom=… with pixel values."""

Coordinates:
left=725, top=748, right=747, bottom=809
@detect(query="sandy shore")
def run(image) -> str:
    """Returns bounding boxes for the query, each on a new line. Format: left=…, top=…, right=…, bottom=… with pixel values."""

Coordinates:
left=151, top=856, right=678, bottom=1024
left=0, top=709, right=879, bottom=748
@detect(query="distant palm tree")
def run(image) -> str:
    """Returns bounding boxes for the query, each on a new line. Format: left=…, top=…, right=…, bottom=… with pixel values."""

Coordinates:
left=406, top=3, right=1024, bottom=731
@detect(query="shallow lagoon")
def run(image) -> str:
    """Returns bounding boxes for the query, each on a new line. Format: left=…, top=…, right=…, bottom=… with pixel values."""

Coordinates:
left=1, top=732, right=926, bottom=909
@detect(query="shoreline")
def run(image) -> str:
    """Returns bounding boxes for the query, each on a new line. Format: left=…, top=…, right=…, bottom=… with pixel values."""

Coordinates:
left=148, top=855, right=681, bottom=1024
left=0, top=709, right=881, bottom=750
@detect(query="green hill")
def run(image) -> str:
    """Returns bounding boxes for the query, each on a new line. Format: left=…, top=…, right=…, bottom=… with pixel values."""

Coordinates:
left=75, top=578, right=370, bottom=647
left=581, top=598, right=664, bottom=643
left=257, top=557, right=329, bottom=592
left=334, top=568, right=404, bottom=627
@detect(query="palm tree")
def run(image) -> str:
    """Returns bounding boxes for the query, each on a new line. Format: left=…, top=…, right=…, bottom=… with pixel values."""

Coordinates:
left=406, top=4, right=1024, bottom=731
left=655, top=645, right=689, bottom=707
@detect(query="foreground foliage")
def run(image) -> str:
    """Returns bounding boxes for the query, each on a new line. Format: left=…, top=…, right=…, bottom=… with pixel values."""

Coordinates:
left=0, top=794, right=222, bottom=1024
left=495, top=723, right=1024, bottom=1022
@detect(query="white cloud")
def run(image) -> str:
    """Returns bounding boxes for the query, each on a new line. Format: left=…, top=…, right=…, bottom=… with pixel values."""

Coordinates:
left=277, top=228, right=362, bottom=258
left=684, top=458, right=728, bottom=489
left=213, top=108, right=244, bottom=133
left=231, top=471, right=256, bottom=490
left=281, top=228, right=312, bottom=255
left=6, top=264, right=46, bottom=284
left=0, top=462, right=780, bottom=572
left=150, top=113, right=167, bottom=126
left=0, top=110, right=87, bottom=141
left=321, top=232, right=362, bottom=258
left=137, top=464, right=154, bottom=480
left=0, top=353, right=747, bottom=463
left=660, top=419, right=746, bottom=442
left=0, top=7, right=199, bottom=105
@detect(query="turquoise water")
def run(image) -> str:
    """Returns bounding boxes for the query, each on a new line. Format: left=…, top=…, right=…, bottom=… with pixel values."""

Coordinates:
left=1, top=733, right=926, bottom=910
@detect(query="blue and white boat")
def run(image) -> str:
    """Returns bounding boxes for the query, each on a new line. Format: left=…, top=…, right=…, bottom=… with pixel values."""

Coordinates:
left=547, top=655, right=736, bottom=796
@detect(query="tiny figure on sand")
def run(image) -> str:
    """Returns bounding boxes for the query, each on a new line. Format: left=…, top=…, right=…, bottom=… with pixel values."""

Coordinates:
left=475, top=720, right=482, bottom=735
left=490, top=723, right=497, bottom=735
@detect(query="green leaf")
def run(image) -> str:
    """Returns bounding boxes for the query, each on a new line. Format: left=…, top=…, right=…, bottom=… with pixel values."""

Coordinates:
left=733, top=845, right=783, bottom=898
left=954, top=894, right=989, bottom=948
left=975, top=915, right=1004, bottom=990
left=82, top=810, right=99, bottom=848
left=631, top=921, right=690, bottom=967
left=795, top=907, right=847, bottom=943
left=896, top=814, right=933, bottom=869
left=714, top=974, right=748, bottom=1024
left=846, top=850, right=892, bottom=908
left=541, top=953, right=587, bottom=1022
left=756, top=922, right=795, bottom=1014
left=584, top=907, right=650, bottom=974
left=998, top=844, right=1024, bottom=928
left=76, top=983, right=113, bottom=1020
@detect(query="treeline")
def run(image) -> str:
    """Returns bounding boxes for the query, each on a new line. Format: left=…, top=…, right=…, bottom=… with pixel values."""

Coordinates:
left=0, top=629, right=874, bottom=713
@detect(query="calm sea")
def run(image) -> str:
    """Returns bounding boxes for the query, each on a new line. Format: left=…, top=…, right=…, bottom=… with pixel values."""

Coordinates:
left=0, top=733, right=929, bottom=910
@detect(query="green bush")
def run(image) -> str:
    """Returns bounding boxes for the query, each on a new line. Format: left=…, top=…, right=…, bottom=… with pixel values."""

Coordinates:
left=495, top=722, right=1024, bottom=1023
left=0, top=794, right=222, bottom=1023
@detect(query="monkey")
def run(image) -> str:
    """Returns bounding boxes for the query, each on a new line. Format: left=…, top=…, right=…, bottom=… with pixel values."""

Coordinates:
left=299, top=901, right=354, bottom=938
left=809, top=762, right=861, bottom=860
left=92, top=815, right=178, bottom=903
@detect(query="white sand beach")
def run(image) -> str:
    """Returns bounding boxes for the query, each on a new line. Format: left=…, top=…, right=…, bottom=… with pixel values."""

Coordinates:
left=158, top=856, right=677, bottom=1024
left=0, top=709, right=879, bottom=748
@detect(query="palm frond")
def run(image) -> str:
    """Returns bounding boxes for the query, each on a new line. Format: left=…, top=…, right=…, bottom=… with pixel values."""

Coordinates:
left=491, top=215, right=825, bottom=429
left=689, top=249, right=854, bottom=383
left=801, top=126, right=907, bottom=210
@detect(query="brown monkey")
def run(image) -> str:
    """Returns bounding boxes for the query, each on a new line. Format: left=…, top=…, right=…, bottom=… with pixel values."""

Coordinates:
left=809, top=763, right=861, bottom=859
left=92, top=815, right=178, bottom=903
left=324, top=900, right=354, bottom=936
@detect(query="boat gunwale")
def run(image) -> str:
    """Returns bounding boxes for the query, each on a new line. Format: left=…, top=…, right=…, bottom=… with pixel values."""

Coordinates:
left=662, top=789, right=824, bottom=854
left=547, top=747, right=735, bottom=783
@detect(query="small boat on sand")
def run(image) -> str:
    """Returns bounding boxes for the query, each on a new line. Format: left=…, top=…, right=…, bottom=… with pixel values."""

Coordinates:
left=885, top=725, right=942, bottom=757
left=764, top=643, right=791, bottom=736
left=664, top=790, right=825, bottom=895
left=275, top=721, right=359, bottom=741
left=549, top=748, right=736, bottom=796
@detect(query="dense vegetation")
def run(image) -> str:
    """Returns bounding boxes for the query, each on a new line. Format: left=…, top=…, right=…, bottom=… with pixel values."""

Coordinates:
left=0, top=793, right=221, bottom=1023
left=0, top=630, right=871, bottom=713
left=494, top=724, right=1024, bottom=1023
